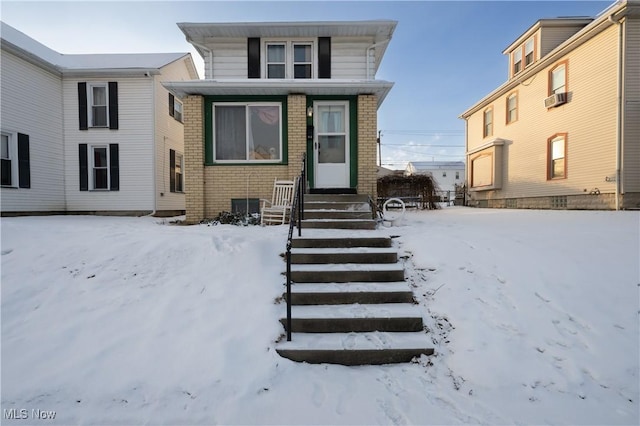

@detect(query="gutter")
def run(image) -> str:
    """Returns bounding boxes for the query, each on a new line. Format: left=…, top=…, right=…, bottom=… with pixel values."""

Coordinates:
left=609, top=11, right=624, bottom=210
left=187, top=38, right=213, bottom=79
left=366, top=39, right=391, bottom=80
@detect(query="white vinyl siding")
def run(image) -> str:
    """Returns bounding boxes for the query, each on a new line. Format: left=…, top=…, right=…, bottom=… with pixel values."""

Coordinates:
left=203, top=36, right=372, bottom=80
left=64, top=78, right=155, bottom=212
left=0, top=50, right=64, bottom=212
left=466, top=24, right=619, bottom=200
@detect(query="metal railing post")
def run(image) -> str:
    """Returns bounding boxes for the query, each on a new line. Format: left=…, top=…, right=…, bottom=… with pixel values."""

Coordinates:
left=285, top=242, right=292, bottom=342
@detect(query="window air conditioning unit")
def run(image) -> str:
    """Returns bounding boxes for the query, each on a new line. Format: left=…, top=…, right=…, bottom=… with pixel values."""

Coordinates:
left=544, top=92, right=567, bottom=108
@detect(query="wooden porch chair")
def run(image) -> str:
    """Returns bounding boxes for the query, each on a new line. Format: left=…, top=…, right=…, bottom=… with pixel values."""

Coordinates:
left=260, top=177, right=297, bottom=225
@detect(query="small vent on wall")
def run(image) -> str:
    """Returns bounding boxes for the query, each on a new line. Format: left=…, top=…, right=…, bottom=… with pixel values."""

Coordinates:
left=544, top=92, right=567, bottom=108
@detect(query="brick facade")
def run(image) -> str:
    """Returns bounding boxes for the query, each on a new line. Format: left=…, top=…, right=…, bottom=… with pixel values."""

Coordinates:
left=357, top=95, right=378, bottom=200
left=183, top=94, right=380, bottom=223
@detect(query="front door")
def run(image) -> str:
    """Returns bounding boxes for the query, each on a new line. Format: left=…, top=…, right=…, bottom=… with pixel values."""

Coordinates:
left=314, top=101, right=350, bottom=188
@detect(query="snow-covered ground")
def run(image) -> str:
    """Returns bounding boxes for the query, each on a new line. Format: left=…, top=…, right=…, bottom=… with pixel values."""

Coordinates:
left=1, top=208, right=638, bottom=425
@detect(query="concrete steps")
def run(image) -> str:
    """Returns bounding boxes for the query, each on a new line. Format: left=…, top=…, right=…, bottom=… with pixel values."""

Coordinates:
left=288, top=282, right=414, bottom=305
left=276, top=194, right=433, bottom=365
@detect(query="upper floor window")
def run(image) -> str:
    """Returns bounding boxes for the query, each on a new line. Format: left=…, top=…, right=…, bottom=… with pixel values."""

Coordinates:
left=212, top=102, right=282, bottom=163
left=265, top=41, right=314, bottom=79
left=513, top=49, right=522, bottom=75
left=512, top=37, right=536, bottom=76
left=78, top=82, right=118, bottom=130
left=525, top=39, right=535, bottom=66
left=483, top=107, right=493, bottom=138
left=90, top=83, right=108, bottom=127
left=506, top=92, right=518, bottom=124
left=548, top=133, right=567, bottom=180
left=169, top=93, right=183, bottom=123
left=549, top=62, right=567, bottom=95
left=266, top=43, right=286, bottom=78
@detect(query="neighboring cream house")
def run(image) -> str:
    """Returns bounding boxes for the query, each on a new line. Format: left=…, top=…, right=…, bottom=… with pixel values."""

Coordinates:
left=404, top=161, right=465, bottom=198
left=460, top=0, right=639, bottom=210
left=0, top=22, right=198, bottom=216
left=163, top=21, right=396, bottom=223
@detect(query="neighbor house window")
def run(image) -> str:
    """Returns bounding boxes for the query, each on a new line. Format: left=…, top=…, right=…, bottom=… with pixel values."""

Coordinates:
left=78, top=82, right=118, bottom=130
left=455, top=171, right=460, bottom=180
left=212, top=103, right=282, bottom=162
left=92, top=146, right=109, bottom=189
left=506, top=92, right=518, bottom=124
left=1, top=131, right=30, bottom=188
left=170, top=149, right=183, bottom=192
left=548, top=134, right=567, bottom=180
left=169, top=93, right=183, bottom=122
left=1, top=133, right=11, bottom=186
left=513, top=49, right=522, bottom=75
left=524, top=38, right=535, bottom=67
left=265, top=41, right=314, bottom=79
left=89, top=83, right=108, bottom=127
left=79, top=143, right=119, bottom=191
left=549, top=62, right=567, bottom=95
left=483, top=107, right=493, bottom=138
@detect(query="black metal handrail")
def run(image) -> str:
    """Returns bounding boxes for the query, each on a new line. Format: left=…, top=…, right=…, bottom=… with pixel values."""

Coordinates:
left=285, top=153, right=306, bottom=341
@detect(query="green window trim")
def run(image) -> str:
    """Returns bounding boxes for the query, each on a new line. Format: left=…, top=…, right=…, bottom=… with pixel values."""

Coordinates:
left=204, top=95, right=289, bottom=166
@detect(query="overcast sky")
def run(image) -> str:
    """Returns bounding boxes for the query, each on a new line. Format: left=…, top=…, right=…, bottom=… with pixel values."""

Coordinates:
left=2, top=0, right=611, bottom=169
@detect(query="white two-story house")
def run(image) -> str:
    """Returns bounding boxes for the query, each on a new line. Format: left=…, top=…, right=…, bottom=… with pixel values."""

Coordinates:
left=163, top=21, right=397, bottom=223
left=1, top=22, right=199, bottom=216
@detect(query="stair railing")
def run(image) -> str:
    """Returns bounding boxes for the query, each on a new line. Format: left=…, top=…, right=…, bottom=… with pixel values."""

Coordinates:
left=285, top=153, right=306, bottom=341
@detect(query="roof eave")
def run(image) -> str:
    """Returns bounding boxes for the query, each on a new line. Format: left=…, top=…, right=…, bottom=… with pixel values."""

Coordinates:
left=162, top=79, right=395, bottom=107
left=61, top=68, right=162, bottom=78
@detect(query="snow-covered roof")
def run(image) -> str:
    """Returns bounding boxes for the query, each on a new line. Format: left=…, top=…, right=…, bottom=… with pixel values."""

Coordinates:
left=1, top=21, right=192, bottom=76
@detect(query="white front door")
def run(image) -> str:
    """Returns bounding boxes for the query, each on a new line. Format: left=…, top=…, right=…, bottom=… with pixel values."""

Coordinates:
left=314, top=101, right=350, bottom=188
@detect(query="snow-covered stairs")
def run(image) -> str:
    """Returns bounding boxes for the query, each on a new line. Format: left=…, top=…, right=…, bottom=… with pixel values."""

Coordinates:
left=276, top=194, right=434, bottom=365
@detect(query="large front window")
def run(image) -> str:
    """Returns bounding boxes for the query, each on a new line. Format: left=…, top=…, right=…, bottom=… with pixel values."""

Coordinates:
left=213, top=103, right=282, bottom=162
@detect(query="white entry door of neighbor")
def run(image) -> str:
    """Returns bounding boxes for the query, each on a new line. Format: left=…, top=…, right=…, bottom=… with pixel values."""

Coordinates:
left=314, top=101, right=350, bottom=188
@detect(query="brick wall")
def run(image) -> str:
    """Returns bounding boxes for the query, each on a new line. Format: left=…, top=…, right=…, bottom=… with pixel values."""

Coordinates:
left=184, top=95, right=204, bottom=223
left=357, top=95, right=378, bottom=199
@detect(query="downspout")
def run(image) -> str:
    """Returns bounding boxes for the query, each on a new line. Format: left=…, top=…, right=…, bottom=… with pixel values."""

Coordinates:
left=366, top=39, right=391, bottom=80
left=188, top=38, right=213, bottom=79
left=609, top=12, right=623, bottom=210
left=150, top=72, right=157, bottom=216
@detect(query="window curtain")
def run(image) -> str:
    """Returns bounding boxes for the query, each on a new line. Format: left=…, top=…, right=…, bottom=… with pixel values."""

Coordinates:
left=215, top=106, right=246, bottom=160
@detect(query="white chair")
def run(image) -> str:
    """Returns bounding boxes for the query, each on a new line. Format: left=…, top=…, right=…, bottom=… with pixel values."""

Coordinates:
left=260, top=178, right=297, bottom=225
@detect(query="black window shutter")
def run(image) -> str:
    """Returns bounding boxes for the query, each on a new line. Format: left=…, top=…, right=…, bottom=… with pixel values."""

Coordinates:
left=318, top=37, right=331, bottom=79
left=169, top=149, right=176, bottom=193
left=109, top=144, right=119, bottom=191
left=79, top=144, right=88, bottom=191
left=108, top=82, right=119, bottom=130
left=169, top=93, right=175, bottom=117
left=78, top=82, right=88, bottom=130
left=17, top=133, right=30, bottom=188
left=248, top=38, right=261, bottom=78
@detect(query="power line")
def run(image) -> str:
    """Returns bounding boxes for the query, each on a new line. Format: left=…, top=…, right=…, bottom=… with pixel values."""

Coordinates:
left=383, top=144, right=465, bottom=148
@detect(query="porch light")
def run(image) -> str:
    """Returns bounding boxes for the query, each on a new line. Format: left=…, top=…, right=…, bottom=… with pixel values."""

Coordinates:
left=307, top=106, right=313, bottom=117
